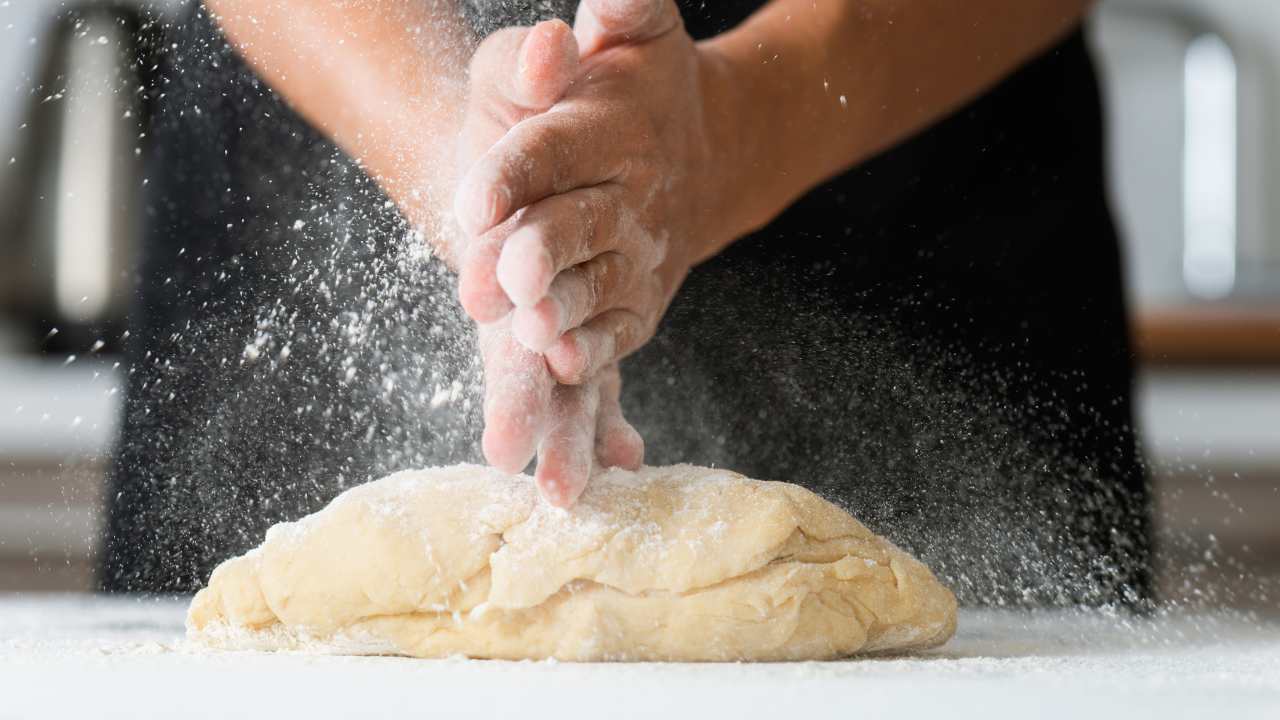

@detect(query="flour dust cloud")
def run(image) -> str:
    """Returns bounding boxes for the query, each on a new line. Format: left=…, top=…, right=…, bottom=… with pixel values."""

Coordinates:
left=19, top=0, right=1260, bottom=618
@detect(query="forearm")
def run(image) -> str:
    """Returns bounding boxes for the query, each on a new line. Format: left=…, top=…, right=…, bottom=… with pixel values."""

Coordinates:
left=700, top=0, right=1092, bottom=249
left=203, top=0, right=474, bottom=238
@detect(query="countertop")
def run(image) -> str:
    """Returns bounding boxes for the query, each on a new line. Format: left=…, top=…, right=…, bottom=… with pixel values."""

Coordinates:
left=2, top=595, right=1278, bottom=719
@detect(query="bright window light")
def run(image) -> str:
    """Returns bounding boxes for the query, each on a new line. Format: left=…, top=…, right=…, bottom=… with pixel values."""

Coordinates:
left=1182, top=33, right=1238, bottom=300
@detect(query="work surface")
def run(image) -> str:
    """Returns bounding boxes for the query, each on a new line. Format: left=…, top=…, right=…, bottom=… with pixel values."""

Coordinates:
left=2, top=595, right=1278, bottom=719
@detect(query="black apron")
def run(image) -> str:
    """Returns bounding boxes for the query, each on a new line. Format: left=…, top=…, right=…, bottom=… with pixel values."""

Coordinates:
left=101, top=1, right=1152, bottom=607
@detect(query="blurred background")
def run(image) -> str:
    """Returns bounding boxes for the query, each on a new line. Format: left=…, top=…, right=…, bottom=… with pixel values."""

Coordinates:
left=0, top=0, right=1277, bottom=607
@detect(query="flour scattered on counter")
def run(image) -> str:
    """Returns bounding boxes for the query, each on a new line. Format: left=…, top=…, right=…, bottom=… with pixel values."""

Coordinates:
left=6, top=597, right=1280, bottom=720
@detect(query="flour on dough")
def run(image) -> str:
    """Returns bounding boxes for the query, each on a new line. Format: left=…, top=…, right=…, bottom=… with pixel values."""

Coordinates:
left=187, top=464, right=957, bottom=661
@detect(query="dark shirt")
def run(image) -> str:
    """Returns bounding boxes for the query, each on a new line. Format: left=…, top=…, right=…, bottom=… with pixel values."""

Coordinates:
left=102, top=1, right=1151, bottom=606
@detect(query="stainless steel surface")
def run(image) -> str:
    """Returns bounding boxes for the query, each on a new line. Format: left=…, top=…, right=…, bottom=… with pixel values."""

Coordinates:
left=0, top=6, right=145, bottom=341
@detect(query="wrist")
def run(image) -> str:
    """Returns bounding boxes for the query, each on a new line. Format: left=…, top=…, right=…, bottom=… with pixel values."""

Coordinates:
left=694, top=32, right=810, bottom=262
left=689, top=40, right=770, bottom=264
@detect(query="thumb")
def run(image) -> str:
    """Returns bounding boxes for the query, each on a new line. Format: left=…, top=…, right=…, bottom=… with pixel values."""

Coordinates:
left=573, top=0, right=681, bottom=55
left=469, top=20, right=579, bottom=114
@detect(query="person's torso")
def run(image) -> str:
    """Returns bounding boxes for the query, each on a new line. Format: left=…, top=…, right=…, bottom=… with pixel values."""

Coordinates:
left=102, top=2, right=1151, bottom=605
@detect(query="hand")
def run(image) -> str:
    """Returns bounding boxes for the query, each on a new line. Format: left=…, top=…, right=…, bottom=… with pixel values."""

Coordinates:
left=456, top=10, right=667, bottom=506
left=456, top=0, right=732, bottom=386
left=477, top=320, right=642, bottom=507
left=451, top=18, right=578, bottom=285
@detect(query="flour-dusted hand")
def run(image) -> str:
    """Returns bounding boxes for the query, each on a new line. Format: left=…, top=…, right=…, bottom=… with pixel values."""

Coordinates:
left=455, top=1, right=725, bottom=506
left=453, top=18, right=580, bottom=313
left=455, top=0, right=740, bottom=384
left=453, top=14, right=647, bottom=506
left=477, top=319, right=641, bottom=506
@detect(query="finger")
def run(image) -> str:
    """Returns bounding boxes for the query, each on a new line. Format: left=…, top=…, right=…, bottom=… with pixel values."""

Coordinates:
left=468, top=184, right=651, bottom=327
left=455, top=22, right=576, bottom=222
left=470, top=20, right=579, bottom=113
left=510, top=296, right=565, bottom=354
left=535, top=381, right=600, bottom=507
left=480, top=322, right=554, bottom=473
left=516, top=20, right=580, bottom=108
left=495, top=185, right=626, bottom=308
left=594, top=365, right=643, bottom=470
left=511, top=251, right=634, bottom=353
left=454, top=110, right=627, bottom=236
left=545, top=307, right=651, bottom=385
left=574, top=0, right=681, bottom=55
left=458, top=231, right=514, bottom=323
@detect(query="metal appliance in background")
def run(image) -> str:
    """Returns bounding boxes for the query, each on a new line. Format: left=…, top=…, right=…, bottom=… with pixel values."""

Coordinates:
left=0, top=5, right=148, bottom=354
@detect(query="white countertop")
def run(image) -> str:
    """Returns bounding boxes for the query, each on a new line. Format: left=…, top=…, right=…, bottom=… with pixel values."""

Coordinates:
left=2, top=595, right=1278, bottom=719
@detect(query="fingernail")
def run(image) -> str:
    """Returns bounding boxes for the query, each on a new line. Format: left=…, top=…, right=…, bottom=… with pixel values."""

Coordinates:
left=541, top=477, right=564, bottom=506
left=488, top=185, right=510, bottom=229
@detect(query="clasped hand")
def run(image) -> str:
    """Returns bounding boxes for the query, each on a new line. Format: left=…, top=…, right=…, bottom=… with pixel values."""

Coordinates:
left=452, top=0, right=730, bottom=506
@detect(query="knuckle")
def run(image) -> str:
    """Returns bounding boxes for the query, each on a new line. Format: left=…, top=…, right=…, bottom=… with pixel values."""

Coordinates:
left=620, top=310, right=653, bottom=355
left=531, top=122, right=577, bottom=194
left=496, top=127, right=545, bottom=188
left=590, top=189, right=623, bottom=242
left=534, top=299, right=561, bottom=331
left=598, top=253, right=633, bottom=298
left=648, top=230, right=670, bottom=269
left=561, top=339, right=590, bottom=384
left=539, top=197, right=590, bottom=256
left=574, top=188, right=606, bottom=237
left=615, top=313, right=638, bottom=346
left=489, top=147, right=524, bottom=190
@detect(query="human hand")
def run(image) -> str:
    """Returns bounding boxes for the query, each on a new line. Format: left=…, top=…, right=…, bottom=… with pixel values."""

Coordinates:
left=456, top=0, right=733, bottom=385
left=477, top=319, right=642, bottom=507
left=447, top=18, right=580, bottom=272
left=457, top=10, right=671, bottom=506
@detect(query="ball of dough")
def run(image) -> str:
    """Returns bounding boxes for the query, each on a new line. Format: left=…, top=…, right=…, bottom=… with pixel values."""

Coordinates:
left=187, top=464, right=956, bottom=661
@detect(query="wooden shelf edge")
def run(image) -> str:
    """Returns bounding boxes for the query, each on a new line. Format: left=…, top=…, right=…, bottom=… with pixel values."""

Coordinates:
left=1134, top=306, right=1280, bottom=366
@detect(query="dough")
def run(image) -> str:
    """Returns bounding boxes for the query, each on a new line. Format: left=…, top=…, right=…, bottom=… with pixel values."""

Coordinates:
left=187, top=464, right=957, bottom=661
